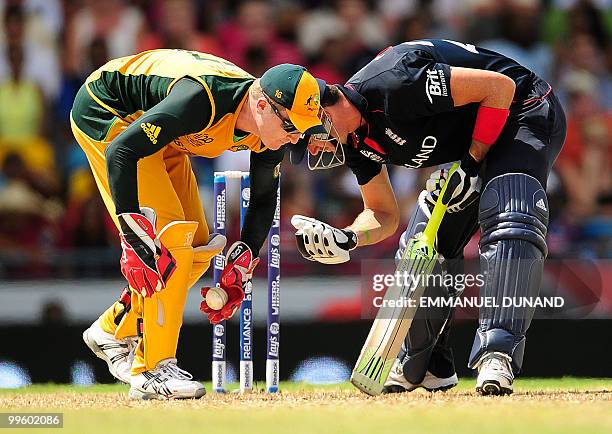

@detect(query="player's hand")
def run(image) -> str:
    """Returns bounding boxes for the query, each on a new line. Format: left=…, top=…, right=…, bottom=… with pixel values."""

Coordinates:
left=200, top=241, right=259, bottom=324
left=425, top=158, right=482, bottom=212
left=291, top=215, right=358, bottom=264
left=118, top=208, right=176, bottom=297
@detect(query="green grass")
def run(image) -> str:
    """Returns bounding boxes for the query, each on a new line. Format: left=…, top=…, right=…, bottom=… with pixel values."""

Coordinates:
left=2, top=377, right=610, bottom=393
left=1, top=379, right=611, bottom=434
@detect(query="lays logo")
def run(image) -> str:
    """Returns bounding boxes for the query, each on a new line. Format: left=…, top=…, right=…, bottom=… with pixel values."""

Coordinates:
left=305, top=93, right=320, bottom=112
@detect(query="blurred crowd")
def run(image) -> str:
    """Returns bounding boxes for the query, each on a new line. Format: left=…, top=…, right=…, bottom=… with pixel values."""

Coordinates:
left=0, top=0, right=610, bottom=279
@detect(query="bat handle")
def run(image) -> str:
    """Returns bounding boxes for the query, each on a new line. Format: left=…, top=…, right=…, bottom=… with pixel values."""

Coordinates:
left=423, top=162, right=459, bottom=241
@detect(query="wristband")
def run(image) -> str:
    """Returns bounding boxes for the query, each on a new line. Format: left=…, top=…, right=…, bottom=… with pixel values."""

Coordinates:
left=472, top=106, right=510, bottom=146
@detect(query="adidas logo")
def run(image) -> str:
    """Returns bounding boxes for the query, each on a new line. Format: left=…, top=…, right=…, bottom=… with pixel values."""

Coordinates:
left=140, top=122, right=161, bottom=144
left=536, top=198, right=547, bottom=212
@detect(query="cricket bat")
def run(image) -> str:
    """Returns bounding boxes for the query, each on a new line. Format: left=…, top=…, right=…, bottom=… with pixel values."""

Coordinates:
left=350, top=163, right=459, bottom=396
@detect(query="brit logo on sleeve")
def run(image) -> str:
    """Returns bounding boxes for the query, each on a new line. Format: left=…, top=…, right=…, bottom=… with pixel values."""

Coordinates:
left=425, top=68, right=448, bottom=104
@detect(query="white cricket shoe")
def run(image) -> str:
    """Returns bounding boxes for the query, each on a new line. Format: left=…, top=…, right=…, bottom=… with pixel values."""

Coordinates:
left=129, top=358, right=205, bottom=400
left=83, top=320, right=135, bottom=383
left=383, top=358, right=458, bottom=393
left=475, top=352, right=514, bottom=395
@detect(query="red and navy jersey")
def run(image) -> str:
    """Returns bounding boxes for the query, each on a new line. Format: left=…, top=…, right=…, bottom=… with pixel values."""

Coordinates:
left=341, top=39, right=539, bottom=185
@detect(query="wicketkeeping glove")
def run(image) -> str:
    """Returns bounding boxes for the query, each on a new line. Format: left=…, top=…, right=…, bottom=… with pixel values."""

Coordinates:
left=291, top=215, right=358, bottom=264
left=200, top=241, right=259, bottom=324
left=117, top=207, right=176, bottom=297
left=426, top=155, right=482, bottom=213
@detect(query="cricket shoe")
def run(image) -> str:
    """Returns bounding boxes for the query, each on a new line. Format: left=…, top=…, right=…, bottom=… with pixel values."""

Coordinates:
left=83, top=319, right=135, bottom=383
left=475, top=352, right=514, bottom=396
left=383, top=358, right=458, bottom=393
left=129, top=358, right=205, bottom=400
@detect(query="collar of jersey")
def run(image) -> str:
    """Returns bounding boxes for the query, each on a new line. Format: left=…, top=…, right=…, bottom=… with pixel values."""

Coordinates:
left=337, top=84, right=369, bottom=114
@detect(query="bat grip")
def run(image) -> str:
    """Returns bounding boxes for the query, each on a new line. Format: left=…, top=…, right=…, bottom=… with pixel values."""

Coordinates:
left=423, top=163, right=459, bottom=241
left=442, top=173, right=460, bottom=205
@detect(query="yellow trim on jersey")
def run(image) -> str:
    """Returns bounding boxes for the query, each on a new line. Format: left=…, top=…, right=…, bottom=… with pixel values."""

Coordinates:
left=85, top=50, right=247, bottom=130
left=124, top=110, right=145, bottom=124
left=166, top=75, right=217, bottom=131
left=85, top=82, right=122, bottom=119
left=91, top=50, right=254, bottom=83
left=102, top=117, right=123, bottom=142
left=80, top=50, right=259, bottom=157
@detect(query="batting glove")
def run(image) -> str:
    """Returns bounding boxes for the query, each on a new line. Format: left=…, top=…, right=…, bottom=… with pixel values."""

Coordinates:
left=426, top=155, right=482, bottom=212
left=291, top=215, right=358, bottom=264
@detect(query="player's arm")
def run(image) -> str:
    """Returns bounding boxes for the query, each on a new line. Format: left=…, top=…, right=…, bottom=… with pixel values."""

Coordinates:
left=104, top=77, right=212, bottom=295
left=425, top=67, right=516, bottom=213
left=346, top=166, right=400, bottom=246
left=290, top=168, right=399, bottom=263
left=240, top=148, right=285, bottom=256
left=385, top=54, right=514, bottom=164
left=105, top=77, right=212, bottom=213
left=449, top=67, right=515, bottom=163
left=291, top=141, right=399, bottom=264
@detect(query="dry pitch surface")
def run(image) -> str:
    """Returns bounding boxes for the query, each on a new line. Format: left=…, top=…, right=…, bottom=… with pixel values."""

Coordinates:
left=1, top=379, right=611, bottom=434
